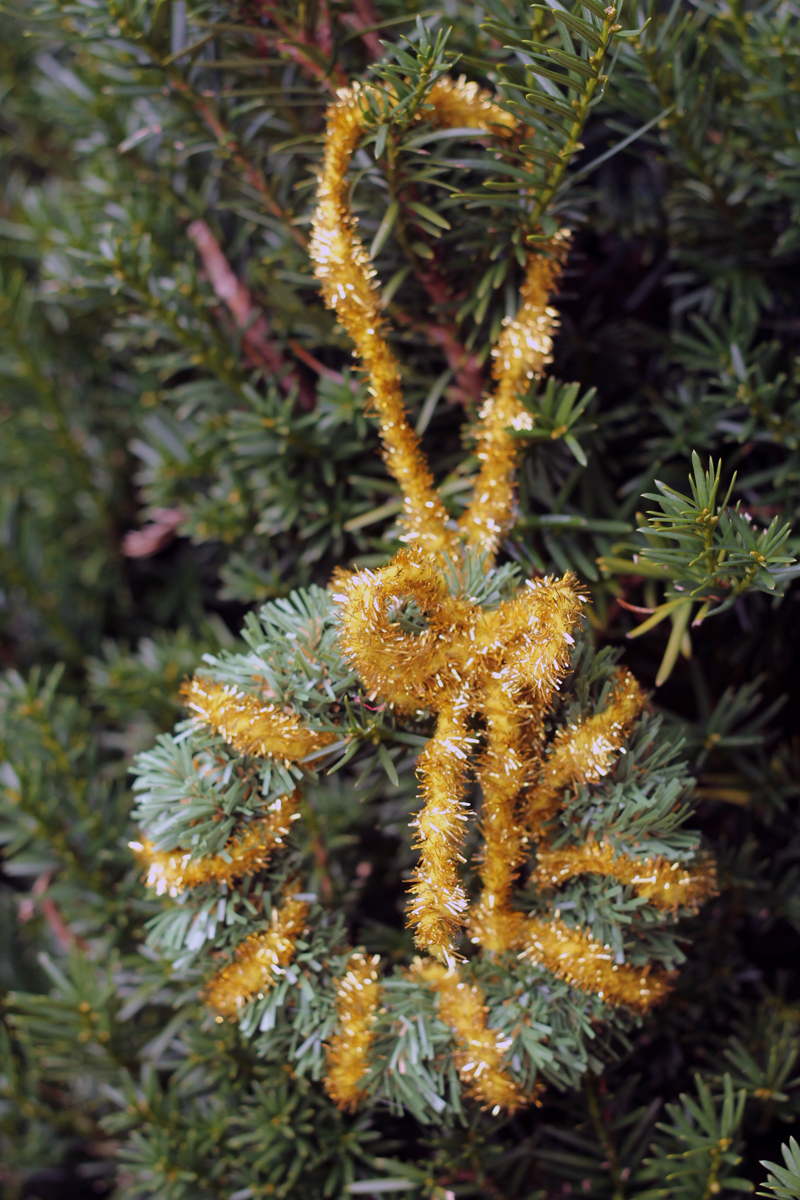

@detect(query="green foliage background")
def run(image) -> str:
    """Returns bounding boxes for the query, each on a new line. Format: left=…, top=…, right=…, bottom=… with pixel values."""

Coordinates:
left=2, top=0, right=800, bottom=1196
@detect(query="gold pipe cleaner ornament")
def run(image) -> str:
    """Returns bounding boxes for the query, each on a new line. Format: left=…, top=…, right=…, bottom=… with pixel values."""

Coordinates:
left=332, top=551, right=585, bottom=960
left=324, top=952, right=382, bottom=1110
left=131, top=70, right=719, bottom=1117
left=309, top=73, right=715, bottom=1075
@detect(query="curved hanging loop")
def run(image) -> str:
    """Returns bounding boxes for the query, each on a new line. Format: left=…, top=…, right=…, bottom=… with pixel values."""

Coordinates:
left=310, top=76, right=570, bottom=563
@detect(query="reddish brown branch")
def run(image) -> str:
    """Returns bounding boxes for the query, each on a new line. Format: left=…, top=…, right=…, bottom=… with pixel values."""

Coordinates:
left=417, top=268, right=485, bottom=407
left=189, top=219, right=283, bottom=371
left=122, top=507, right=184, bottom=558
left=188, top=219, right=313, bottom=405
left=393, top=302, right=484, bottom=409
left=288, top=337, right=349, bottom=384
left=18, top=872, right=87, bottom=951
left=424, top=321, right=484, bottom=407
left=315, top=0, right=335, bottom=60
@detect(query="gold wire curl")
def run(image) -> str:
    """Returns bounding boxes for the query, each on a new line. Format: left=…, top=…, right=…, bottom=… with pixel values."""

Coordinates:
left=523, top=669, right=717, bottom=935
left=133, top=676, right=328, bottom=902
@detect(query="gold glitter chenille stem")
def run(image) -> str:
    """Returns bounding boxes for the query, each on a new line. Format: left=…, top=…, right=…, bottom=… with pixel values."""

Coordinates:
left=533, top=843, right=718, bottom=914
left=182, top=676, right=336, bottom=763
left=525, top=669, right=647, bottom=834
left=519, top=917, right=674, bottom=1012
left=132, top=676, right=331, bottom=896
left=130, top=793, right=298, bottom=897
left=414, top=958, right=526, bottom=1112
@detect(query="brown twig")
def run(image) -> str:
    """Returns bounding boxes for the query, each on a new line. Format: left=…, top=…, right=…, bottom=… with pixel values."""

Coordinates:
left=393, top=304, right=484, bottom=409
left=287, top=337, right=359, bottom=390
left=417, top=266, right=486, bottom=407
left=315, top=0, right=335, bottom=60
left=424, top=320, right=484, bottom=407
left=188, top=219, right=314, bottom=405
left=18, top=872, right=88, bottom=951
left=616, top=597, right=657, bottom=616
left=122, top=507, right=184, bottom=559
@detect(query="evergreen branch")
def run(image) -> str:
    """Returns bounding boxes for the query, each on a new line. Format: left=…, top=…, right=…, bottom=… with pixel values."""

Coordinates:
left=102, top=0, right=310, bottom=249
left=475, top=0, right=626, bottom=230
left=3, top=0, right=800, bottom=1190
left=0, top=542, right=83, bottom=659
left=637, top=1075, right=752, bottom=1200
left=599, top=452, right=797, bottom=683
left=160, top=73, right=309, bottom=251
left=762, top=1139, right=800, bottom=1200
left=584, top=1071, right=628, bottom=1200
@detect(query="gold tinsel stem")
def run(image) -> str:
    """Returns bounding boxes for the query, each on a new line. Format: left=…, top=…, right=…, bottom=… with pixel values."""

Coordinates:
left=205, top=895, right=308, bottom=1018
left=458, top=234, right=571, bottom=561
left=324, top=951, right=382, bottom=1111
left=534, top=841, right=718, bottom=912
left=408, top=698, right=473, bottom=962
left=469, top=679, right=528, bottom=952
left=415, top=958, right=527, bottom=1112
left=309, top=88, right=454, bottom=554
left=182, top=676, right=335, bottom=762
left=130, top=793, right=298, bottom=896
left=520, top=916, right=673, bottom=1012
left=526, top=669, right=646, bottom=835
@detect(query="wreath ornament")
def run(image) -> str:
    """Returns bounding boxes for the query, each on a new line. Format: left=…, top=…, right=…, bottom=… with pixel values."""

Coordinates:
left=132, top=78, right=717, bottom=1117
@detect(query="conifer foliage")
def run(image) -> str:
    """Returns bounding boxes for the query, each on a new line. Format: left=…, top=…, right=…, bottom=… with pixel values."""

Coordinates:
left=1, top=0, right=800, bottom=1196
